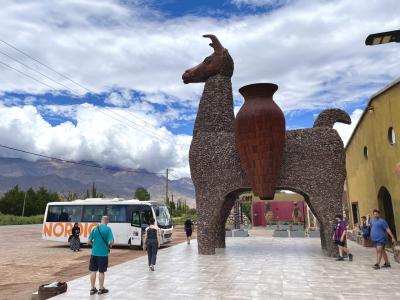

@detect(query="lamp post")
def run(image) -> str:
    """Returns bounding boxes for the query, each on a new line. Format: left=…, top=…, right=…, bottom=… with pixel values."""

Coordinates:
left=365, top=29, right=400, bottom=46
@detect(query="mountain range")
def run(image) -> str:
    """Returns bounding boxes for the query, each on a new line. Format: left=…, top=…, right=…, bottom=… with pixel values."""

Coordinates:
left=0, top=157, right=196, bottom=207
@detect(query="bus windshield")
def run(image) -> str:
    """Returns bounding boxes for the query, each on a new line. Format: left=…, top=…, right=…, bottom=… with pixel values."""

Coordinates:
left=154, top=205, right=171, bottom=227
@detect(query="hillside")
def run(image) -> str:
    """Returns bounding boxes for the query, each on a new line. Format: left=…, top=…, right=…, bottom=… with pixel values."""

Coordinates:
left=0, top=158, right=195, bottom=207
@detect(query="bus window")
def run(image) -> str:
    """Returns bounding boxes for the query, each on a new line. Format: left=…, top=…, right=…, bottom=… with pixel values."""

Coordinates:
left=64, top=206, right=83, bottom=222
left=131, top=211, right=141, bottom=227
left=46, top=205, right=62, bottom=222
left=59, top=208, right=69, bottom=222
left=46, top=205, right=83, bottom=222
left=82, top=205, right=106, bottom=222
left=107, top=205, right=127, bottom=223
left=154, top=205, right=171, bottom=228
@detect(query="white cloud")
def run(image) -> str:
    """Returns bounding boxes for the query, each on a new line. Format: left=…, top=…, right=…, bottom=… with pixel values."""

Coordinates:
left=0, top=0, right=398, bottom=112
left=0, top=0, right=399, bottom=178
left=334, top=108, right=363, bottom=146
left=0, top=103, right=191, bottom=177
left=105, top=90, right=132, bottom=107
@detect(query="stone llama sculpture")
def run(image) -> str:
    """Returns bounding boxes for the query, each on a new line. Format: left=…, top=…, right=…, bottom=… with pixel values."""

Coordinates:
left=182, top=35, right=351, bottom=256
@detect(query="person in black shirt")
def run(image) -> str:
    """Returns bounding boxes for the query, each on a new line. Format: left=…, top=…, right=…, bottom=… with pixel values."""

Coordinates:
left=184, top=219, right=193, bottom=245
left=70, top=223, right=81, bottom=252
left=143, top=218, right=160, bottom=271
left=59, top=209, right=69, bottom=222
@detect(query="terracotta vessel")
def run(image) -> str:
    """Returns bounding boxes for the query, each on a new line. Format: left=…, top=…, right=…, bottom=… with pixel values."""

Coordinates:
left=235, top=83, right=285, bottom=200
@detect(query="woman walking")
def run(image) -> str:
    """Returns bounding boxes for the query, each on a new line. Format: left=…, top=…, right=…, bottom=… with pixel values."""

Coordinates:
left=144, top=218, right=160, bottom=271
left=70, top=223, right=81, bottom=252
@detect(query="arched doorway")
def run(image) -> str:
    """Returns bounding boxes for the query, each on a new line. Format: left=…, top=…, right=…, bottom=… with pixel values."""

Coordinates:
left=378, top=186, right=397, bottom=239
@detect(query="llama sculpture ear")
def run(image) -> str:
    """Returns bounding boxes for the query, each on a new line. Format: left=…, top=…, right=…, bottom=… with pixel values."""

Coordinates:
left=203, top=34, right=224, bottom=55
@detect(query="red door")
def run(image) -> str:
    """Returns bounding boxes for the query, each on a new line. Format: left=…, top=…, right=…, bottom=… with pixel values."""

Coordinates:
left=253, top=202, right=266, bottom=226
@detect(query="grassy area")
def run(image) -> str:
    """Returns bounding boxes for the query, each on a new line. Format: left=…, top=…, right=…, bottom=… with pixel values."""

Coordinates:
left=172, top=213, right=197, bottom=225
left=0, top=213, right=43, bottom=225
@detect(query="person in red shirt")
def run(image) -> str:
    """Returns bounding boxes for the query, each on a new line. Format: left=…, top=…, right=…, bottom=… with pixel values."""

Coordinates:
left=333, top=214, right=353, bottom=261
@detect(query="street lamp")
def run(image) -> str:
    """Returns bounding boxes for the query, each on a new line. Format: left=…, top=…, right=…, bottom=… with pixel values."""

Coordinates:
left=365, top=29, right=400, bottom=46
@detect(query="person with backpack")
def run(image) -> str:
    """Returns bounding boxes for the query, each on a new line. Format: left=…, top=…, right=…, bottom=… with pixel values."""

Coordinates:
left=370, top=209, right=397, bottom=269
left=333, top=214, right=353, bottom=261
left=88, top=216, right=114, bottom=295
left=143, top=217, right=160, bottom=271
left=359, top=216, right=370, bottom=240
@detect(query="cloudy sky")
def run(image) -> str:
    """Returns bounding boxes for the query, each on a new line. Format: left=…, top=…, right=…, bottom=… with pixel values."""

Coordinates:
left=0, top=0, right=399, bottom=178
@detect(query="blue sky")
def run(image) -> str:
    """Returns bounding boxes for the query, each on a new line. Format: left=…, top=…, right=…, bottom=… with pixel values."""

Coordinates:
left=144, top=0, right=280, bottom=18
left=0, top=0, right=399, bottom=177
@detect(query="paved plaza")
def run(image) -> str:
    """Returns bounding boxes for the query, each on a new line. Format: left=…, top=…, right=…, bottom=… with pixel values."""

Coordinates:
left=55, top=237, right=400, bottom=300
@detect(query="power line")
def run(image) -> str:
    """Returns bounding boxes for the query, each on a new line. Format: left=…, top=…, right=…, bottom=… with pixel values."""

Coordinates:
left=0, top=39, right=88, bottom=92
left=0, top=49, right=82, bottom=95
left=0, top=39, right=167, bottom=142
left=0, top=58, right=142, bottom=137
left=0, top=40, right=182, bottom=175
left=0, top=143, right=168, bottom=176
left=0, top=60, right=55, bottom=90
left=0, top=56, right=165, bottom=142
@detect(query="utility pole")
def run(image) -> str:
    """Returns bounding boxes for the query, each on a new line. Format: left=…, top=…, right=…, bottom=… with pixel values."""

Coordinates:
left=21, top=191, right=27, bottom=217
left=165, top=168, right=169, bottom=203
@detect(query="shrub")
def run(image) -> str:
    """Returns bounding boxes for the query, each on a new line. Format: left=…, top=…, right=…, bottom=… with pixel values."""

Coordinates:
left=0, top=213, right=43, bottom=225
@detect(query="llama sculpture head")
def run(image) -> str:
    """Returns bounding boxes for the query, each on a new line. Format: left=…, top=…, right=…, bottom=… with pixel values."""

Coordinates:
left=182, top=34, right=234, bottom=84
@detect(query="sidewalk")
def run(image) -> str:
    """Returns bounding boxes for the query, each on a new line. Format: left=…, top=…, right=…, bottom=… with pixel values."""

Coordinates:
left=55, top=237, right=400, bottom=300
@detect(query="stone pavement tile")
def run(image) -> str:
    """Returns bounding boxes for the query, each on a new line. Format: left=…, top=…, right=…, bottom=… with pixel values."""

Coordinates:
left=312, top=294, right=346, bottom=300
left=54, top=238, right=400, bottom=300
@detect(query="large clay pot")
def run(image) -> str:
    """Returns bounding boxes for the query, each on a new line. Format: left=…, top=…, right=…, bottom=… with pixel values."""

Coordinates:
left=235, top=83, right=285, bottom=200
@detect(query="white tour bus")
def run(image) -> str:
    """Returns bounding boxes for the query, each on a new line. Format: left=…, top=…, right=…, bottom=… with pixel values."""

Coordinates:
left=42, top=198, right=173, bottom=247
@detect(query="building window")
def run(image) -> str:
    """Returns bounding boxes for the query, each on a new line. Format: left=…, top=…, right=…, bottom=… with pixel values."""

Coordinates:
left=388, top=127, right=396, bottom=145
left=363, top=146, right=368, bottom=159
left=351, top=202, right=359, bottom=225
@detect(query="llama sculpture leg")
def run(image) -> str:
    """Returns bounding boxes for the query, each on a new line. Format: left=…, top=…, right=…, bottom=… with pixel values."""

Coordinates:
left=190, top=132, right=248, bottom=255
left=215, top=195, right=237, bottom=248
left=274, top=122, right=348, bottom=256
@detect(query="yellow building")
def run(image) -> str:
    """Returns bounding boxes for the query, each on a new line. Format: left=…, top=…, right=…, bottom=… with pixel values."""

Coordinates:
left=346, top=78, right=400, bottom=238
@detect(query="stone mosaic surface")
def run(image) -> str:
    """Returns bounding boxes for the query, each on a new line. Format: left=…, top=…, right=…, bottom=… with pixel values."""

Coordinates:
left=184, top=35, right=351, bottom=256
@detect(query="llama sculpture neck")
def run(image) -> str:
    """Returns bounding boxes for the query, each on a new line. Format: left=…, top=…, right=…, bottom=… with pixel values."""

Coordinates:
left=193, top=74, right=234, bottom=136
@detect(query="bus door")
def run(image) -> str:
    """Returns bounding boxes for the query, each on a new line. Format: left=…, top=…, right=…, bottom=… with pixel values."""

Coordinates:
left=130, top=210, right=142, bottom=246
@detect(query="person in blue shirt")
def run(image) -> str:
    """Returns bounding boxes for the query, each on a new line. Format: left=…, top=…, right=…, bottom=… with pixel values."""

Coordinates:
left=370, top=209, right=396, bottom=269
left=88, top=216, right=114, bottom=295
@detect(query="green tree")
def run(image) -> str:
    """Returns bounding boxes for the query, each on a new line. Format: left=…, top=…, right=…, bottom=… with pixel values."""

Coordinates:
left=61, top=192, right=80, bottom=202
left=134, top=187, right=150, bottom=201
left=91, top=182, right=97, bottom=198
left=0, top=185, right=24, bottom=215
left=84, top=189, right=90, bottom=199
left=0, top=185, right=60, bottom=216
left=242, top=202, right=252, bottom=221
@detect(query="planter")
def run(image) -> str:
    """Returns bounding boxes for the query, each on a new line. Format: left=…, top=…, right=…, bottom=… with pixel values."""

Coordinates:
left=290, top=230, right=306, bottom=238
left=235, top=83, right=285, bottom=200
left=308, top=230, right=320, bottom=238
left=38, top=282, right=67, bottom=300
left=273, top=229, right=289, bottom=237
